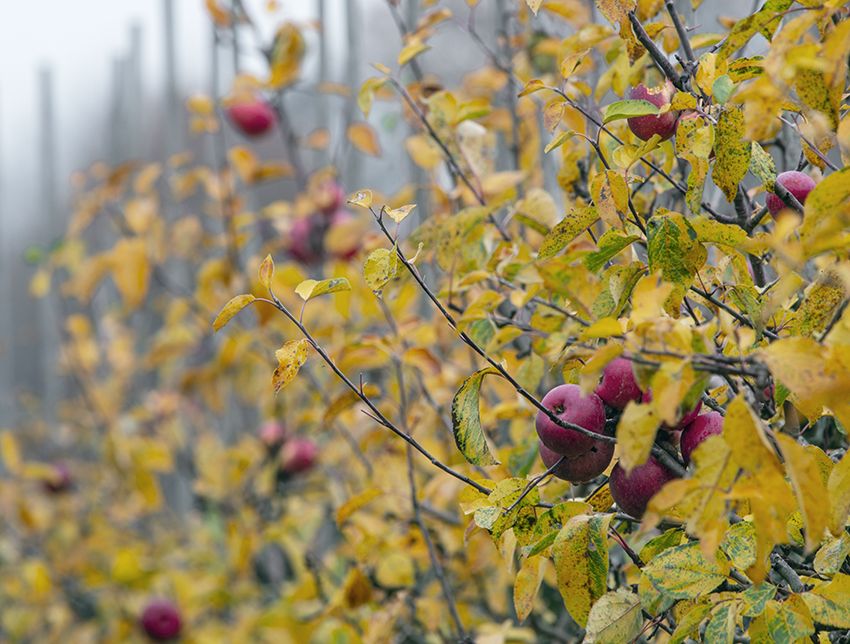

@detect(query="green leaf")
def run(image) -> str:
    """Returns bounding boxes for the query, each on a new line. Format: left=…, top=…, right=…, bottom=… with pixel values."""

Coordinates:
left=581, top=589, right=643, bottom=644
left=582, top=230, right=639, bottom=273
left=713, top=107, right=752, bottom=202
left=552, top=513, right=613, bottom=627
left=272, top=339, right=308, bottom=394
left=740, top=583, right=776, bottom=617
left=602, top=99, right=660, bottom=124
left=814, top=533, right=850, bottom=575
left=639, top=528, right=685, bottom=564
left=295, top=277, right=352, bottom=301
left=646, top=212, right=707, bottom=316
left=642, top=542, right=729, bottom=599
left=712, top=74, right=735, bottom=104
left=764, top=596, right=814, bottom=644
left=212, top=294, right=256, bottom=332
left=363, top=247, right=399, bottom=299
left=537, top=206, right=599, bottom=261
left=451, top=367, right=503, bottom=466
left=749, top=142, right=777, bottom=193
left=802, top=574, right=850, bottom=628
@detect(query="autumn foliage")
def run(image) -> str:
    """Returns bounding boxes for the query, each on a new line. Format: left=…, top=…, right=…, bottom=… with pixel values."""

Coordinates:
left=6, top=0, right=850, bottom=643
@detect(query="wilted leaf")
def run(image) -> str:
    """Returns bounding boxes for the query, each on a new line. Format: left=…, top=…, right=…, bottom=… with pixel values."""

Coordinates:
left=272, top=339, right=308, bottom=394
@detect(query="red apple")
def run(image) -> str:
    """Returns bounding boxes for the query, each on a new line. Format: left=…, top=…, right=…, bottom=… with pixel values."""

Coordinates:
left=627, top=80, right=680, bottom=142
left=680, top=411, right=724, bottom=465
left=280, top=438, right=318, bottom=474
left=539, top=439, right=614, bottom=484
left=642, top=389, right=702, bottom=431
left=226, top=99, right=277, bottom=137
left=766, top=171, right=816, bottom=218
left=287, top=215, right=326, bottom=265
left=609, top=456, right=679, bottom=519
left=595, top=357, right=642, bottom=410
left=44, top=463, right=72, bottom=493
left=535, top=384, right=607, bottom=458
left=141, top=599, right=181, bottom=641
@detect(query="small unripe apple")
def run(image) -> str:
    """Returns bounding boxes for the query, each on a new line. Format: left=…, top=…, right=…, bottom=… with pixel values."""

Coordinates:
left=226, top=99, right=277, bottom=137
left=280, top=438, right=318, bottom=474
left=594, top=357, right=642, bottom=410
left=535, top=384, right=606, bottom=458
left=766, top=171, right=816, bottom=218
left=642, top=389, right=703, bottom=431
left=141, top=599, right=181, bottom=641
left=44, top=463, right=72, bottom=493
left=680, top=411, right=724, bottom=465
left=627, top=80, right=680, bottom=142
left=609, top=456, right=678, bottom=519
left=287, top=215, right=326, bottom=265
left=258, top=421, right=288, bottom=452
left=539, top=439, right=614, bottom=484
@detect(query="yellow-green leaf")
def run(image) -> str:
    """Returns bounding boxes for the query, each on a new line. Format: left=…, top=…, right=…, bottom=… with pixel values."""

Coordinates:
left=582, top=588, right=643, bottom=644
left=602, top=99, right=660, bottom=124
left=642, top=542, right=729, bottom=599
left=363, top=247, right=399, bottom=299
left=814, top=533, right=850, bottom=575
left=437, top=206, right=491, bottom=271
left=537, top=206, right=599, bottom=261
left=552, top=513, right=613, bottom=627
left=213, top=294, right=256, bottom=332
left=763, top=595, right=814, bottom=644
left=544, top=130, right=576, bottom=154
left=713, top=107, right=752, bottom=202
left=828, top=450, right=850, bottom=536
left=272, top=339, right=308, bottom=394
left=258, top=254, right=274, bottom=291
left=513, top=555, right=547, bottom=623
left=776, top=434, right=830, bottom=552
left=398, top=43, right=431, bottom=67
left=590, top=170, right=629, bottom=230
left=295, top=277, right=352, bottom=301
left=668, top=603, right=712, bottom=644
left=452, top=367, right=503, bottom=467
left=802, top=574, right=850, bottom=628
left=741, top=583, right=776, bottom=617
left=750, top=142, right=777, bottom=193
left=646, top=212, right=707, bottom=316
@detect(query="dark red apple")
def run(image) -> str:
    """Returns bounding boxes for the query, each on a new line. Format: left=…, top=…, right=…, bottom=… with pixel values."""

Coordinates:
left=280, top=438, right=318, bottom=474
left=680, top=411, right=724, bottom=465
left=141, top=599, right=181, bottom=641
left=539, top=439, right=614, bottom=484
left=609, top=456, right=679, bottom=519
left=642, top=389, right=702, bottom=431
left=535, top=384, right=606, bottom=458
left=44, top=463, right=72, bottom=493
left=226, top=99, right=277, bottom=137
left=766, top=171, right=816, bottom=218
left=595, top=357, right=642, bottom=410
left=627, top=80, right=680, bottom=142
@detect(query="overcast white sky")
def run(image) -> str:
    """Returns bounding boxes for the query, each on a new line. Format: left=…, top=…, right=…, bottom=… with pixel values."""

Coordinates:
left=0, top=0, right=320, bottom=241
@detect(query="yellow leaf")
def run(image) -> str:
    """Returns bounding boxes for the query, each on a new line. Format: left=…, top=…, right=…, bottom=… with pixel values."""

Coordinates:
left=228, top=145, right=258, bottom=183
left=258, top=254, right=274, bottom=291
left=544, top=130, right=576, bottom=154
left=398, top=43, right=431, bottom=67
left=375, top=551, right=415, bottom=588
left=337, top=488, right=383, bottom=525
left=109, top=237, right=150, bottom=310
left=1, top=430, right=21, bottom=474
left=273, top=339, right=308, bottom=394
left=583, top=589, right=643, bottom=644
left=616, top=401, right=661, bottom=473
left=776, top=434, right=830, bottom=552
left=186, top=93, right=215, bottom=115
left=213, top=294, right=256, bottom=332
left=347, top=122, right=382, bottom=156
left=357, top=77, right=388, bottom=118
left=518, top=79, right=545, bottom=97
left=29, top=269, right=51, bottom=298
left=301, top=127, right=330, bottom=150
left=828, top=451, right=850, bottom=536
left=526, top=0, right=544, bottom=15
left=364, top=247, right=399, bottom=299
left=713, top=107, right=752, bottom=203
left=579, top=317, right=624, bottom=341
left=295, top=277, right=351, bottom=301
left=590, top=170, right=629, bottom=230
left=385, top=204, right=416, bottom=224
left=513, top=555, right=548, bottom=623
left=642, top=542, right=729, bottom=599
left=348, top=189, right=373, bottom=209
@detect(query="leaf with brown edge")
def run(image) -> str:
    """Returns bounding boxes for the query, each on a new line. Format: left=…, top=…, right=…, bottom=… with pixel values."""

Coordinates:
left=713, top=107, right=751, bottom=202
left=272, top=339, right=308, bottom=394
left=552, top=513, right=612, bottom=627
left=213, top=294, right=256, bottom=332
left=258, top=254, right=274, bottom=291
left=452, top=367, right=502, bottom=467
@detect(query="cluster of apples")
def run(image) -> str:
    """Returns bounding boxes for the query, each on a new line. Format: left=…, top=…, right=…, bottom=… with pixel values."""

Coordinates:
left=259, top=420, right=319, bottom=477
left=627, top=82, right=816, bottom=218
left=536, top=357, right=725, bottom=519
